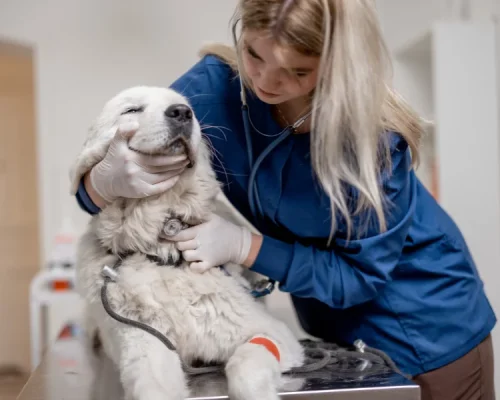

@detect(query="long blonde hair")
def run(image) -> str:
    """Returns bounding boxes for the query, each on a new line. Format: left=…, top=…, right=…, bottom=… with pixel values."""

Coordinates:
left=200, top=0, right=423, bottom=241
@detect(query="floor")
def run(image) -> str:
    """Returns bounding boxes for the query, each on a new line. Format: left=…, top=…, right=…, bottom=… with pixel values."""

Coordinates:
left=0, top=373, right=28, bottom=400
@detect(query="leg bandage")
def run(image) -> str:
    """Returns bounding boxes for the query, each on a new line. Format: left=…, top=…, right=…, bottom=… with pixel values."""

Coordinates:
left=249, top=336, right=281, bottom=362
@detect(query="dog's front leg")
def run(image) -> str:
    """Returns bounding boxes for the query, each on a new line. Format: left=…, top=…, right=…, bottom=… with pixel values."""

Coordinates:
left=225, top=337, right=282, bottom=400
left=119, top=327, right=188, bottom=400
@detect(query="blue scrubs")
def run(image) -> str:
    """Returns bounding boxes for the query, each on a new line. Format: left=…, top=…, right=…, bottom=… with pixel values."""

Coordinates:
left=76, top=55, right=496, bottom=376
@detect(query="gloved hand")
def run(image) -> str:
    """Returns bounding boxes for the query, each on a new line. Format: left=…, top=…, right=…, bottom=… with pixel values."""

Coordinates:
left=168, top=213, right=253, bottom=273
left=89, top=121, right=190, bottom=203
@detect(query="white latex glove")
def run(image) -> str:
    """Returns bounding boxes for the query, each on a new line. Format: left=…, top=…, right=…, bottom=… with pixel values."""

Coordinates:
left=168, top=213, right=253, bottom=273
left=89, top=121, right=190, bottom=203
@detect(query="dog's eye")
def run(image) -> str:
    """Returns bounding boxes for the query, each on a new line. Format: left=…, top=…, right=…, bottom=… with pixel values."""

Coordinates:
left=121, top=106, right=144, bottom=115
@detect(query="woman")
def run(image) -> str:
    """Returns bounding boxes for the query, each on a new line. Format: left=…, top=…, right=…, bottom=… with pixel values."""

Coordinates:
left=75, top=0, right=496, bottom=398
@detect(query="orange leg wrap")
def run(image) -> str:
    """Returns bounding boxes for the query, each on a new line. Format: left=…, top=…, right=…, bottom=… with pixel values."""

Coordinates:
left=249, top=336, right=281, bottom=362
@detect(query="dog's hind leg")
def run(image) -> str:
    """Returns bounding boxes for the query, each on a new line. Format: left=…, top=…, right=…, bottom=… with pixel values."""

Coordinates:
left=225, top=337, right=282, bottom=400
left=118, top=327, right=188, bottom=400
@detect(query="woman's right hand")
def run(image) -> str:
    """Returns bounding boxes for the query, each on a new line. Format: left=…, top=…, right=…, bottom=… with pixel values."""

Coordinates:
left=86, top=122, right=190, bottom=206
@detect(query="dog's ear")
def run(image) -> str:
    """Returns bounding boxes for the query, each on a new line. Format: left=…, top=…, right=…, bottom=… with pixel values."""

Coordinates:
left=69, top=120, right=116, bottom=195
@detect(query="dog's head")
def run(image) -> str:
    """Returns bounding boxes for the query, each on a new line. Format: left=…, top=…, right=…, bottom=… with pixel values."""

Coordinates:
left=69, top=86, right=204, bottom=195
left=71, top=86, right=220, bottom=258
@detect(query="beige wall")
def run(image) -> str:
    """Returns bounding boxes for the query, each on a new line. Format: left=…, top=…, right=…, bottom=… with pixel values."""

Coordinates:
left=0, top=47, right=40, bottom=372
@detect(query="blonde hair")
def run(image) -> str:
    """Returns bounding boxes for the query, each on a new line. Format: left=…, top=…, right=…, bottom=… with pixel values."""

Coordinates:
left=200, top=0, right=424, bottom=241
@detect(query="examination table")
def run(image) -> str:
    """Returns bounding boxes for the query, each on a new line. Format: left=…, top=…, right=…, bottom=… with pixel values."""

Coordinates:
left=17, top=324, right=420, bottom=399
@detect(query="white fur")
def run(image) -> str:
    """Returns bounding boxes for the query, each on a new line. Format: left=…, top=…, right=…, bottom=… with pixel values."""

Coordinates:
left=70, top=86, right=304, bottom=400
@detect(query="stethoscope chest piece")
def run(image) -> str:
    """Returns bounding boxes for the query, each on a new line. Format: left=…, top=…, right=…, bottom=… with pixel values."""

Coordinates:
left=163, top=218, right=184, bottom=237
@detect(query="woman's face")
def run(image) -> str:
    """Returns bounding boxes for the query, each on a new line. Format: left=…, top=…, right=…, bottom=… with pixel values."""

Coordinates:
left=241, top=30, right=320, bottom=105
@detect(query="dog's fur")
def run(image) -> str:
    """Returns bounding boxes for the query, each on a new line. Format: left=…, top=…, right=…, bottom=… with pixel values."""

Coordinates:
left=70, top=86, right=304, bottom=400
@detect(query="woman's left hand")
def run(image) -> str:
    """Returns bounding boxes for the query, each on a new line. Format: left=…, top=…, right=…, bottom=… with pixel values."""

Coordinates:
left=168, top=213, right=254, bottom=273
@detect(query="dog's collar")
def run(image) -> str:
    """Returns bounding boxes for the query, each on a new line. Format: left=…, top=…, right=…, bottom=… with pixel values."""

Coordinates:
left=105, top=249, right=183, bottom=268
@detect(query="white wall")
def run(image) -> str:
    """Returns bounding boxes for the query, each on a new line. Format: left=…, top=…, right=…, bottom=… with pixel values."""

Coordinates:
left=0, top=0, right=237, bottom=263
left=377, top=0, right=500, bottom=111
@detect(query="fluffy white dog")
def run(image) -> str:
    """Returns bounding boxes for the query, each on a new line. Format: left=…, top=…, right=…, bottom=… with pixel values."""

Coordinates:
left=69, top=86, right=305, bottom=400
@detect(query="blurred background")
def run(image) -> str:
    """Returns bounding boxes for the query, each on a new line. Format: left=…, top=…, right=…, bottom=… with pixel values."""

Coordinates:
left=0, top=0, right=499, bottom=398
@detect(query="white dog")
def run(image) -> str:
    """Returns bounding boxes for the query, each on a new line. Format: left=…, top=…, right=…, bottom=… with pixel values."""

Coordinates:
left=69, top=86, right=305, bottom=400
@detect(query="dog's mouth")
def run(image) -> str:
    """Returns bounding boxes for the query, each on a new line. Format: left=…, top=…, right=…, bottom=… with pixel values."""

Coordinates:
left=129, top=137, right=195, bottom=168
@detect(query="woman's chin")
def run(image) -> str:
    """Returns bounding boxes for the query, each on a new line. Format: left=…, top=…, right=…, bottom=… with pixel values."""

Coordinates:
left=254, top=87, right=285, bottom=104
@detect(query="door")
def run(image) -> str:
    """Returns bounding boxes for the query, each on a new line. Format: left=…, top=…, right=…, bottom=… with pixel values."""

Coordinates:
left=0, top=44, right=40, bottom=373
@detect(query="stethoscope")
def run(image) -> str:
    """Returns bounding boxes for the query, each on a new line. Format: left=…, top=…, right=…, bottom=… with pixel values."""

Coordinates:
left=240, top=86, right=312, bottom=223
left=231, top=21, right=314, bottom=224
left=238, top=85, right=311, bottom=295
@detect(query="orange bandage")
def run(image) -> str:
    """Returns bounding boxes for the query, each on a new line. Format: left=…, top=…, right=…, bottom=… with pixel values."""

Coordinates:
left=249, top=336, right=281, bottom=362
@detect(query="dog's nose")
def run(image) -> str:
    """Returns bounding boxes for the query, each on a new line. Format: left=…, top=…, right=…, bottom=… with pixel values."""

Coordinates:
left=165, top=104, right=192, bottom=123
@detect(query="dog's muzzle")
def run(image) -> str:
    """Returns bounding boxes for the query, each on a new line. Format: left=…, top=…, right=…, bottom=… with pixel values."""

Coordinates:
left=164, top=104, right=196, bottom=167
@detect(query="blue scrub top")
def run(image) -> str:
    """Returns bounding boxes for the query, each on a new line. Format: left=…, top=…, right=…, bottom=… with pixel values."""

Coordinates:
left=76, top=54, right=496, bottom=376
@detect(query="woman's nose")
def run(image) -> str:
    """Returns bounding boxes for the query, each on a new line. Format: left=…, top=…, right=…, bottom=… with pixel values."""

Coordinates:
left=260, top=69, right=282, bottom=91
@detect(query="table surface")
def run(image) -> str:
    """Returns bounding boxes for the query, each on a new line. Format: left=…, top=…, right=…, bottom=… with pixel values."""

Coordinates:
left=18, top=326, right=421, bottom=400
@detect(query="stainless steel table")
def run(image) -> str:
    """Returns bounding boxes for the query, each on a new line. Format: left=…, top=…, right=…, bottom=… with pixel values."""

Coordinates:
left=18, top=325, right=420, bottom=399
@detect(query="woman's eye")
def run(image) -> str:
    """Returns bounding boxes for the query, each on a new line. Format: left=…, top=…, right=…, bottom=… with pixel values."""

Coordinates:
left=246, top=46, right=260, bottom=60
left=122, top=106, right=144, bottom=115
left=294, top=71, right=310, bottom=78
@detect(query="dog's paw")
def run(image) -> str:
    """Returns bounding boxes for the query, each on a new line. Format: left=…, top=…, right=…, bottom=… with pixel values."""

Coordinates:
left=226, top=343, right=281, bottom=400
